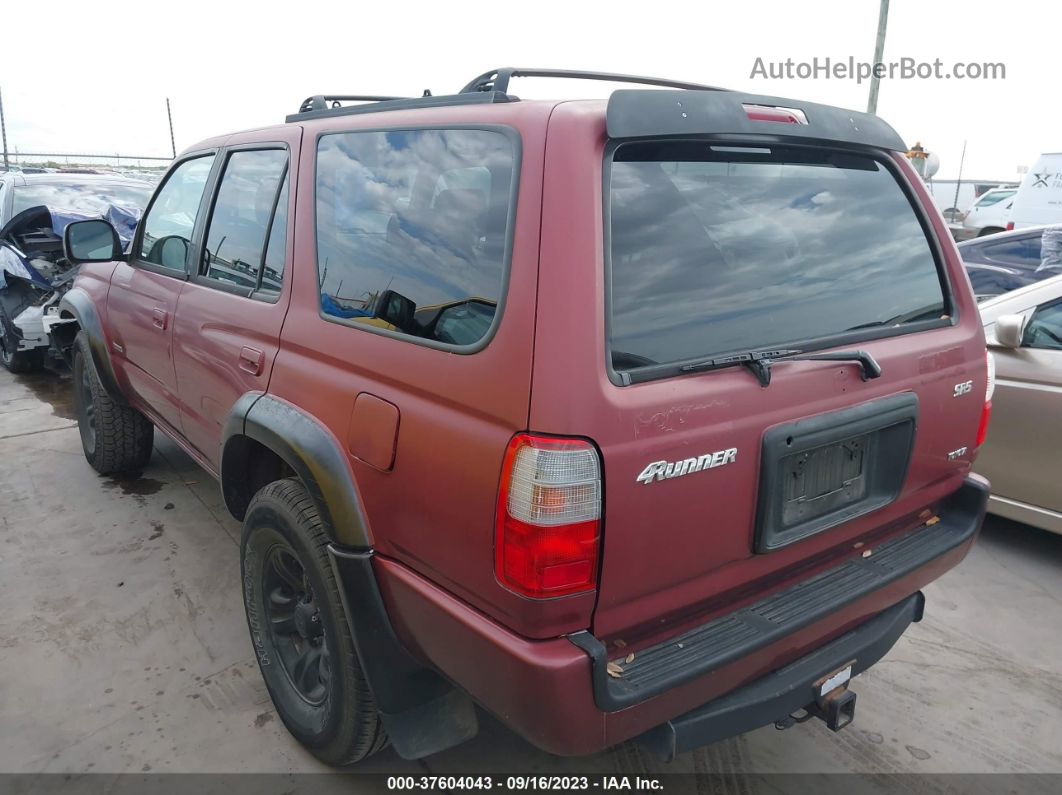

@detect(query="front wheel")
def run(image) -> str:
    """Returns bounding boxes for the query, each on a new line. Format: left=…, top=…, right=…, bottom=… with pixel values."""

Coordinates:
left=241, top=478, right=387, bottom=765
left=72, top=332, right=154, bottom=473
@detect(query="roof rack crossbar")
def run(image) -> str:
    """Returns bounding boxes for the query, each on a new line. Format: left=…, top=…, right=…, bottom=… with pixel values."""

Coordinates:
left=298, top=94, right=410, bottom=115
left=459, top=67, right=725, bottom=95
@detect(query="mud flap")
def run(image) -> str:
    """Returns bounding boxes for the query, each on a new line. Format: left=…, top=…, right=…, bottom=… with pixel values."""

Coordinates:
left=327, top=546, right=479, bottom=759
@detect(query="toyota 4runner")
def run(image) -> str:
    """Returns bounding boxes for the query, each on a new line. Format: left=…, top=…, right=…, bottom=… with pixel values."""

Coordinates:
left=56, top=68, right=992, bottom=764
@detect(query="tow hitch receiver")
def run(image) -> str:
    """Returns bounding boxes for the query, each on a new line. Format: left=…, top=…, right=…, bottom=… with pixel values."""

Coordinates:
left=776, top=661, right=857, bottom=733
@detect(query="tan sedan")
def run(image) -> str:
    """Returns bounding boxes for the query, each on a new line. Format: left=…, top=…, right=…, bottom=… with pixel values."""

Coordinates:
left=976, top=273, right=1062, bottom=534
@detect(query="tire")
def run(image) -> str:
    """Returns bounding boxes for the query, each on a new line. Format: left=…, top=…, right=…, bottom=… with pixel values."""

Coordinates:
left=241, top=478, right=387, bottom=765
left=72, top=332, right=154, bottom=474
left=0, top=307, right=44, bottom=373
left=978, top=227, right=1004, bottom=237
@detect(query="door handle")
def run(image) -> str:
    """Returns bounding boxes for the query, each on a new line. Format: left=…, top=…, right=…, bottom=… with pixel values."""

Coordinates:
left=151, top=307, right=168, bottom=330
left=239, top=346, right=265, bottom=376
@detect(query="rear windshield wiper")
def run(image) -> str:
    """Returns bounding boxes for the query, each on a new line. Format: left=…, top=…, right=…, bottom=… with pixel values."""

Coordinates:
left=680, top=349, right=882, bottom=387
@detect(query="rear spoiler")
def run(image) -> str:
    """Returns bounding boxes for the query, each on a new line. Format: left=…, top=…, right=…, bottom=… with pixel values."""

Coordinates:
left=606, top=90, right=908, bottom=152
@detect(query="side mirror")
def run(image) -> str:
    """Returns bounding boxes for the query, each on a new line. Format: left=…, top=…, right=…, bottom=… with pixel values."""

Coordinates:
left=373, top=289, right=416, bottom=331
left=63, top=219, right=123, bottom=264
left=994, top=313, right=1027, bottom=349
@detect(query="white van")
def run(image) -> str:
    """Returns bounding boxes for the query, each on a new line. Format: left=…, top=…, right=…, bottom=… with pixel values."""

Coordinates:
left=1009, top=153, right=1062, bottom=229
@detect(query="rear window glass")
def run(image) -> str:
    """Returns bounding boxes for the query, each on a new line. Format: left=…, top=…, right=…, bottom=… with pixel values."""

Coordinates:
left=607, top=143, right=947, bottom=372
left=315, top=129, right=514, bottom=348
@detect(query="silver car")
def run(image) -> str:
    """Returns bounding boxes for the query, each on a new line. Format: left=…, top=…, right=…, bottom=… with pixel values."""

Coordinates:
left=976, top=273, right=1062, bottom=534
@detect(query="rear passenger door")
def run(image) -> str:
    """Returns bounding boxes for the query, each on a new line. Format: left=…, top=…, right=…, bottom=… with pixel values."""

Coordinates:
left=172, top=136, right=297, bottom=468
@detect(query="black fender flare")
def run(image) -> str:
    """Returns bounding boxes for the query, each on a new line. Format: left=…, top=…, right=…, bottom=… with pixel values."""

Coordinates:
left=220, top=393, right=372, bottom=549
left=221, top=393, right=478, bottom=757
left=58, top=288, right=124, bottom=400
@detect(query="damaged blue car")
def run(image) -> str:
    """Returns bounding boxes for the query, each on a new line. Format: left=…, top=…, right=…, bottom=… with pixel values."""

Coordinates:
left=0, top=171, right=151, bottom=372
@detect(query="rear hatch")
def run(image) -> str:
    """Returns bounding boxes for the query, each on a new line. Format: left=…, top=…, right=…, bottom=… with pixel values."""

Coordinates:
left=532, top=100, right=988, bottom=641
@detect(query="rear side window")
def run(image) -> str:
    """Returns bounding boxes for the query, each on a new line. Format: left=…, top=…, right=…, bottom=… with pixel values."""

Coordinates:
left=315, top=129, right=514, bottom=348
left=202, top=149, right=288, bottom=293
left=982, top=235, right=1042, bottom=268
left=607, top=143, right=947, bottom=373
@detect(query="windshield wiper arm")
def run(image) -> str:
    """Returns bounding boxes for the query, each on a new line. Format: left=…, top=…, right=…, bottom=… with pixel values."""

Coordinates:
left=680, top=348, right=881, bottom=387
left=680, top=349, right=802, bottom=385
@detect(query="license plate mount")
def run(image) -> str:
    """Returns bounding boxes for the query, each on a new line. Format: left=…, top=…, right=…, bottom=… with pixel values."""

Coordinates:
left=754, top=393, right=918, bottom=552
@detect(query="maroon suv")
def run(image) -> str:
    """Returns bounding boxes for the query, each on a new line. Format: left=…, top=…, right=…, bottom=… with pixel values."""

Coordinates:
left=57, top=68, right=992, bottom=764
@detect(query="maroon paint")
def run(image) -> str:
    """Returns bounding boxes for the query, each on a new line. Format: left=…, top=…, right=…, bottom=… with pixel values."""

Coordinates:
left=347, top=393, right=401, bottom=472
left=531, top=102, right=986, bottom=641
left=375, top=526, right=977, bottom=755
left=171, top=129, right=302, bottom=467
left=267, top=101, right=597, bottom=638
left=106, top=262, right=186, bottom=433
left=80, top=92, right=990, bottom=755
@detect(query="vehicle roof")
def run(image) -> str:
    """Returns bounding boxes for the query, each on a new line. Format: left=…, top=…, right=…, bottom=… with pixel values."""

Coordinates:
left=958, top=225, right=1049, bottom=248
left=178, top=82, right=910, bottom=159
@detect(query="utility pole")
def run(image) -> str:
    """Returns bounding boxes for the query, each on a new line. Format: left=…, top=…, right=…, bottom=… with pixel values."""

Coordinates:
left=953, top=140, right=968, bottom=215
left=0, top=87, right=9, bottom=171
left=166, top=98, right=176, bottom=159
left=867, top=0, right=891, bottom=115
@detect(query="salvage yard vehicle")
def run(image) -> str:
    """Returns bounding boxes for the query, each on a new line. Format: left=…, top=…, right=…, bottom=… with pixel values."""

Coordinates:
left=950, top=187, right=1016, bottom=241
left=57, top=67, right=992, bottom=765
left=976, top=274, right=1062, bottom=534
left=0, top=171, right=150, bottom=371
left=959, top=225, right=1061, bottom=300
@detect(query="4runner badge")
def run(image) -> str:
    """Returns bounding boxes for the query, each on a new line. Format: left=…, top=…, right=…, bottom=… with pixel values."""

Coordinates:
left=636, top=448, right=738, bottom=485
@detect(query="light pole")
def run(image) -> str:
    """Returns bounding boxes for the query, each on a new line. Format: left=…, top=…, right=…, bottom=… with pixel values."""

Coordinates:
left=166, top=98, right=176, bottom=159
left=0, top=87, right=9, bottom=171
left=867, top=0, right=891, bottom=115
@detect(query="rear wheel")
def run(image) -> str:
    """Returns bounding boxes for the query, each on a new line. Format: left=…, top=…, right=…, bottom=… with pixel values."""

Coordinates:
left=72, top=332, right=154, bottom=473
left=241, top=478, right=387, bottom=765
left=978, top=227, right=1005, bottom=237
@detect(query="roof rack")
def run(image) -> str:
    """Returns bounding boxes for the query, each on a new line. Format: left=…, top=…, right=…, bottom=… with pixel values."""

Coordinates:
left=459, top=67, right=726, bottom=95
left=286, top=68, right=726, bottom=123
left=297, top=95, right=409, bottom=114
left=286, top=91, right=512, bottom=123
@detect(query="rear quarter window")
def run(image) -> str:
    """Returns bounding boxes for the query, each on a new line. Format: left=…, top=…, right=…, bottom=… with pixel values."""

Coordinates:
left=607, top=143, right=948, bottom=375
left=314, top=128, right=515, bottom=349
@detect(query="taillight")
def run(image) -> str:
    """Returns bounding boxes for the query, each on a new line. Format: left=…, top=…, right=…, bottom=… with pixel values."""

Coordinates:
left=495, top=434, right=601, bottom=598
left=976, top=350, right=995, bottom=447
left=1006, top=222, right=1015, bottom=231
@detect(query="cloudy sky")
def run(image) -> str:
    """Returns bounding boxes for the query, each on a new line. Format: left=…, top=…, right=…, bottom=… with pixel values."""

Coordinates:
left=1, top=0, right=1056, bottom=180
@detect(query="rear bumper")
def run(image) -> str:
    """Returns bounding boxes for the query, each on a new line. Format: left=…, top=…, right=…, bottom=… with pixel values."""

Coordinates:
left=638, top=591, right=924, bottom=761
left=374, top=476, right=988, bottom=756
